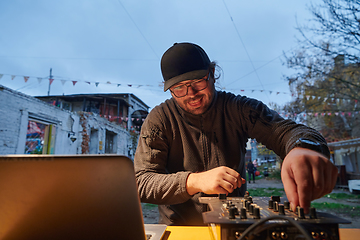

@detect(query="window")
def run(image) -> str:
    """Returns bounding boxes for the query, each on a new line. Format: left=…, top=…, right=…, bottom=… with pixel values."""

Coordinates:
left=25, top=120, right=56, bottom=154
left=62, top=101, right=72, bottom=111
left=105, top=130, right=117, bottom=154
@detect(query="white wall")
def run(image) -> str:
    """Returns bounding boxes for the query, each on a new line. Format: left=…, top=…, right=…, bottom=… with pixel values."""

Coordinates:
left=0, top=85, right=131, bottom=157
left=79, top=112, right=130, bottom=156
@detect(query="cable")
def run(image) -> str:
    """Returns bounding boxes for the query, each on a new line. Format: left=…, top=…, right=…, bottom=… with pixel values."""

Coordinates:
left=238, top=215, right=312, bottom=240
left=221, top=0, right=270, bottom=102
left=116, top=0, right=159, bottom=60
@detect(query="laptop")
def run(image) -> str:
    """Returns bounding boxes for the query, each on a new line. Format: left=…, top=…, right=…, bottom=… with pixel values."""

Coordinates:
left=0, top=154, right=167, bottom=240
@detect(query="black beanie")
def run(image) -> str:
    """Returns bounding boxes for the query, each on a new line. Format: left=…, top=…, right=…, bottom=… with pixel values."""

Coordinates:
left=161, top=42, right=211, bottom=91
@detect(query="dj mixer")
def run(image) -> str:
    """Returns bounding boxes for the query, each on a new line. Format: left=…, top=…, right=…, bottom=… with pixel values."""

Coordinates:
left=199, top=193, right=351, bottom=240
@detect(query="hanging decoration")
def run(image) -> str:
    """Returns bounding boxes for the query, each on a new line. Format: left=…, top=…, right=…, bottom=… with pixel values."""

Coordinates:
left=1, top=72, right=358, bottom=113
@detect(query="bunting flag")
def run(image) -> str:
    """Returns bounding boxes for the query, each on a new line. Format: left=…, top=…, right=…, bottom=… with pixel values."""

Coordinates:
left=0, top=74, right=3, bottom=79
left=11, top=75, right=16, bottom=80
left=24, top=76, right=29, bottom=82
left=61, top=80, right=66, bottom=85
left=72, top=81, right=77, bottom=86
left=95, top=82, right=99, bottom=87
left=37, top=77, right=42, bottom=83
left=49, top=78, right=54, bottom=85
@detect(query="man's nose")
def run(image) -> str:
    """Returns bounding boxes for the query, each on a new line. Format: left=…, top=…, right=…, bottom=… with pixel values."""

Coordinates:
left=186, top=84, right=198, bottom=96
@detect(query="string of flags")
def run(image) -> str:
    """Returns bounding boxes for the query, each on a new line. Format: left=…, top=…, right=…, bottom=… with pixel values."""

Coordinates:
left=278, top=111, right=360, bottom=118
left=0, top=73, right=161, bottom=88
left=0, top=72, right=358, bottom=104
left=99, top=110, right=360, bottom=130
left=0, top=72, right=291, bottom=95
left=223, top=87, right=289, bottom=96
left=305, top=95, right=358, bottom=105
left=102, top=115, right=145, bottom=122
left=104, top=111, right=360, bottom=120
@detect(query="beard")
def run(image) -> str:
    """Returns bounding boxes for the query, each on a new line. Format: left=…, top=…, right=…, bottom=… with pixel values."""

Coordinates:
left=183, top=94, right=210, bottom=115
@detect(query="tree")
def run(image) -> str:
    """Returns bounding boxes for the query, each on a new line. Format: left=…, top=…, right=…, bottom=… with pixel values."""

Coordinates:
left=283, top=0, right=360, bottom=142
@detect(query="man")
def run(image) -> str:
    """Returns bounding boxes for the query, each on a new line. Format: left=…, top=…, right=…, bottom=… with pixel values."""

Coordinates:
left=134, top=42, right=338, bottom=226
left=247, top=160, right=255, bottom=183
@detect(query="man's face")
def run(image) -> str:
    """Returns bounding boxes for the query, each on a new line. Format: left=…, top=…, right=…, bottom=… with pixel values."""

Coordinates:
left=170, top=73, right=215, bottom=115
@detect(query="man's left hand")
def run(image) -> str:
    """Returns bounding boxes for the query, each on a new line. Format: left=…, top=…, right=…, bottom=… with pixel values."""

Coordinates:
left=281, top=147, right=338, bottom=213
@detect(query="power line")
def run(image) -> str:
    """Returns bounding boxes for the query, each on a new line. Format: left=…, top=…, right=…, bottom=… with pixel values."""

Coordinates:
left=222, top=0, right=270, bottom=101
left=116, top=0, right=159, bottom=60
left=0, top=55, right=158, bottom=61
left=225, top=44, right=306, bottom=90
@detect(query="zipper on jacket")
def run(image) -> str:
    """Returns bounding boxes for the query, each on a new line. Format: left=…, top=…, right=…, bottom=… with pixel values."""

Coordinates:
left=213, top=132, right=220, bottom=166
left=200, top=118, right=209, bottom=170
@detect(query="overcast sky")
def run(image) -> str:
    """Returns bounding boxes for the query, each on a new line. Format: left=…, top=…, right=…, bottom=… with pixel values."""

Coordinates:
left=0, top=0, right=320, bottom=110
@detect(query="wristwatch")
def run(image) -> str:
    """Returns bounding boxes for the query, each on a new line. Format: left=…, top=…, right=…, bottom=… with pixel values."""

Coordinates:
left=294, top=138, right=330, bottom=158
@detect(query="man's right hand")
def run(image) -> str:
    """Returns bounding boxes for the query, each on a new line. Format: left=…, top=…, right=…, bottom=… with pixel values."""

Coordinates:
left=186, top=166, right=245, bottom=196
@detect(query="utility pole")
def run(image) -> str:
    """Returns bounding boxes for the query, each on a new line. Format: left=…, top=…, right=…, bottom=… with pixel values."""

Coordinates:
left=47, top=68, right=53, bottom=96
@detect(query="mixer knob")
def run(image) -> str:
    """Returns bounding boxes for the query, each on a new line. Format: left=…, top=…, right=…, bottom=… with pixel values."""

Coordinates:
left=228, top=206, right=238, bottom=219
left=278, top=204, right=285, bottom=215
left=253, top=207, right=260, bottom=219
left=240, top=207, right=247, bottom=219
left=283, top=201, right=290, bottom=209
left=298, top=207, right=305, bottom=219
left=246, top=201, right=251, bottom=211
left=242, top=200, right=247, bottom=208
left=228, top=202, right=235, bottom=208
left=273, top=201, right=279, bottom=212
left=295, top=206, right=299, bottom=214
left=271, top=195, right=281, bottom=203
left=310, top=207, right=317, bottom=219
left=268, top=199, right=274, bottom=209
left=249, top=204, right=255, bottom=215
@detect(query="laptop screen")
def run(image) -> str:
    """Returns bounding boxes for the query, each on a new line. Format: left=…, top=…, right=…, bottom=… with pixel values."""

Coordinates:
left=0, top=154, right=148, bottom=240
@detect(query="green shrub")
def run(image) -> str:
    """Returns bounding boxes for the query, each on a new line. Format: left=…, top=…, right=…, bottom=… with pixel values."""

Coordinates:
left=269, top=169, right=281, bottom=180
left=311, top=202, right=360, bottom=217
left=247, top=187, right=285, bottom=197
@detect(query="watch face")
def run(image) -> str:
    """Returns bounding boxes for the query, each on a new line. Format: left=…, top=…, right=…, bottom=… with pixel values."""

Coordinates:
left=296, top=138, right=330, bottom=159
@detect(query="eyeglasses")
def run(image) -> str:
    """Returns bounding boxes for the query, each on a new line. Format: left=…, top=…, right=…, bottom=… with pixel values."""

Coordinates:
left=170, top=73, right=210, bottom=98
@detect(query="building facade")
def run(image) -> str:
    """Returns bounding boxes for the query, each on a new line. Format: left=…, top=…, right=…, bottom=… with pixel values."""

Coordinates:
left=0, top=85, right=149, bottom=159
left=328, top=138, right=360, bottom=187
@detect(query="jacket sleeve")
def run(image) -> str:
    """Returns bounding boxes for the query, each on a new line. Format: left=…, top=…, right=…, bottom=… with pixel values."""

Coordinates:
left=239, top=97, right=329, bottom=160
left=134, top=109, right=193, bottom=205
